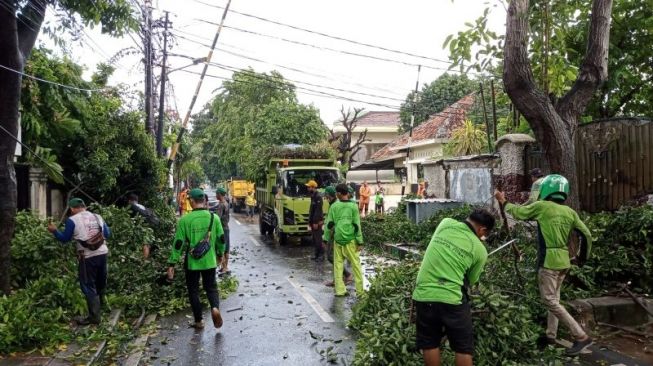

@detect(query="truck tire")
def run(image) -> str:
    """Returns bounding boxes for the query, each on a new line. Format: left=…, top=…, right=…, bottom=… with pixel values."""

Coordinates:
left=259, top=214, right=270, bottom=236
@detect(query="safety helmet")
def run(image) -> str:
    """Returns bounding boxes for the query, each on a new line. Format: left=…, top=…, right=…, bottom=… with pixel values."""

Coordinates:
left=324, top=186, right=337, bottom=197
left=538, top=174, right=570, bottom=201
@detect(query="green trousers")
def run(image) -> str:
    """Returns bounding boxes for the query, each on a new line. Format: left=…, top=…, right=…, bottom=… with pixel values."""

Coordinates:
left=334, top=241, right=364, bottom=296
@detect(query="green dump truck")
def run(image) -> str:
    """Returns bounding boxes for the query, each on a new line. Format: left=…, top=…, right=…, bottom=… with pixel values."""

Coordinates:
left=256, top=158, right=340, bottom=245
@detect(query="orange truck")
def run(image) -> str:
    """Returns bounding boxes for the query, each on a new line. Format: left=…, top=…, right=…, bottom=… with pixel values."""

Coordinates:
left=228, top=178, right=255, bottom=213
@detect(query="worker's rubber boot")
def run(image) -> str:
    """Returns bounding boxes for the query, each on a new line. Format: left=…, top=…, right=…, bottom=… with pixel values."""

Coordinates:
left=76, top=296, right=101, bottom=325
left=98, top=291, right=110, bottom=313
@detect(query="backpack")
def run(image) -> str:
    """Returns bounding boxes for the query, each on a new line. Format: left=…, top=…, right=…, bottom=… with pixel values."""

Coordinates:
left=131, top=203, right=161, bottom=228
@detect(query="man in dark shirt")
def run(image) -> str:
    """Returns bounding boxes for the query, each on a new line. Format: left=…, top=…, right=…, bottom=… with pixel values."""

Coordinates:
left=307, top=180, right=324, bottom=261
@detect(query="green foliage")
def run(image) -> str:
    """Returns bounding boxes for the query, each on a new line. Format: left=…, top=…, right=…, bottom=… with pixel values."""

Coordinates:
left=573, top=205, right=653, bottom=293
left=444, top=120, right=489, bottom=156
left=245, top=143, right=336, bottom=183
left=355, top=204, right=653, bottom=364
left=399, top=73, right=476, bottom=132
left=445, top=0, right=653, bottom=119
left=193, top=68, right=328, bottom=182
left=21, top=48, right=167, bottom=204
left=362, top=205, right=474, bottom=249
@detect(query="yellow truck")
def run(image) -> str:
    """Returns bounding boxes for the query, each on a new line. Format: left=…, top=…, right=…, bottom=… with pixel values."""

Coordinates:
left=228, top=178, right=255, bottom=213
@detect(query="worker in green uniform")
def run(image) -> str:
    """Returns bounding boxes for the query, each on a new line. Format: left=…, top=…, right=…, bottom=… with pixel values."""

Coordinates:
left=323, top=183, right=364, bottom=297
left=323, top=186, right=353, bottom=287
left=412, top=209, right=495, bottom=366
left=167, top=188, right=225, bottom=330
left=495, top=174, right=593, bottom=356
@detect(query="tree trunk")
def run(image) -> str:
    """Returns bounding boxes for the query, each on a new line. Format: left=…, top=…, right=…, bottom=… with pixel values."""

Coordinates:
left=0, top=10, right=22, bottom=295
left=0, top=0, right=46, bottom=294
left=503, top=0, right=612, bottom=210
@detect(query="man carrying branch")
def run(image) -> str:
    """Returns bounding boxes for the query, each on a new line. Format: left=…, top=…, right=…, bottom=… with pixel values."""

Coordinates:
left=495, top=174, right=593, bottom=356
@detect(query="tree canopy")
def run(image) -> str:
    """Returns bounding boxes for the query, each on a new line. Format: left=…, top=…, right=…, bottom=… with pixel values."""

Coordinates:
left=193, top=69, right=328, bottom=183
left=399, top=73, right=476, bottom=132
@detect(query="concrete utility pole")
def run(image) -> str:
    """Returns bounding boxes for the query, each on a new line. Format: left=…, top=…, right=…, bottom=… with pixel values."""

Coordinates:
left=405, top=65, right=421, bottom=185
left=144, top=0, right=154, bottom=134
left=156, top=11, right=170, bottom=156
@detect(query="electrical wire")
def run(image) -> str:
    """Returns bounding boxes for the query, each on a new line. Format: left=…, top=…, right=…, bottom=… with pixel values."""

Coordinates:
left=191, top=0, right=454, bottom=66
left=171, top=30, right=408, bottom=97
left=0, top=64, right=110, bottom=93
left=206, top=61, right=405, bottom=102
left=176, top=68, right=402, bottom=110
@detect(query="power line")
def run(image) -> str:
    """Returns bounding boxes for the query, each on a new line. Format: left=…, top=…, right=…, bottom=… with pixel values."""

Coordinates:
left=191, top=18, right=481, bottom=75
left=191, top=0, right=454, bottom=66
left=172, top=30, right=407, bottom=97
left=0, top=64, right=110, bottom=93
left=177, top=68, right=402, bottom=110
left=206, top=61, right=405, bottom=102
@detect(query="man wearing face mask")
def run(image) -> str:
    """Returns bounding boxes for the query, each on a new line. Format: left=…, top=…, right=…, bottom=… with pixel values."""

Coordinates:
left=412, top=209, right=495, bottom=366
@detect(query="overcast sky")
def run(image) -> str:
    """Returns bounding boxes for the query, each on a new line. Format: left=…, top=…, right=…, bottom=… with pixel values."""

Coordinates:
left=49, top=0, right=505, bottom=127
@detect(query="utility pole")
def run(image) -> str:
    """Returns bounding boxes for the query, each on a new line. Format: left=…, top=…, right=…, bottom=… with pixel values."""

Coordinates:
left=144, top=0, right=154, bottom=134
left=479, top=83, right=493, bottom=152
left=156, top=11, right=170, bottom=156
left=405, top=65, right=421, bottom=187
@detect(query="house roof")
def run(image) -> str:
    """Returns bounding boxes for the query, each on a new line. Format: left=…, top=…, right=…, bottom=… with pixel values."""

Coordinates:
left=333, top=111, right=400, bottom=130
left=370, top=94, right=476, bottom=161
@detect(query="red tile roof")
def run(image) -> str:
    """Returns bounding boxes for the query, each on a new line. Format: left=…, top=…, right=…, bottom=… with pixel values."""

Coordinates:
left=335, top=111, right=400, bottom=128
left=370, top=94, right=476, bottom=161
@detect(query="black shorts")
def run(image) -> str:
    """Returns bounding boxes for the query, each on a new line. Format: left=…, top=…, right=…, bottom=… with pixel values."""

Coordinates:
left=415, top=301, right=474, bottom=355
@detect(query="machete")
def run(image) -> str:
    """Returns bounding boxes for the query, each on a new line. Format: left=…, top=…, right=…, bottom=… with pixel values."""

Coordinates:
left=488, top=239, right=518, bottom=256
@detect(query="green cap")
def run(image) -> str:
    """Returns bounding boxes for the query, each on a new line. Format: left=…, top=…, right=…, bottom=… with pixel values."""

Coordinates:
left=68, top=198, right=85, bottom=208
left=324, top=186, right=336, bottom=197
left=216, top=187, right=227, bottom=195
left=189, top=188, right=205, bottom=200
left=348, top=186, right=355, bottom=194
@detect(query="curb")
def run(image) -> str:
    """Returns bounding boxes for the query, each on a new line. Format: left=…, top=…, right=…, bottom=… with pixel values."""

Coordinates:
left=123, top=314, right=158, bottom=366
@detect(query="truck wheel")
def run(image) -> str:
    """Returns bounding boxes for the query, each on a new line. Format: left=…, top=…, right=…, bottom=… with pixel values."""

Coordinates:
left=274, top=229, right=288, bottom=246
left=279, top=232, right=289, bottom=246
left=259, top=214, right=269, bottom=235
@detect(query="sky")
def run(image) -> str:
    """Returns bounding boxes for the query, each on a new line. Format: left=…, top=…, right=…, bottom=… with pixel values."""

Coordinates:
left=46, top=0, right=506, bottom=127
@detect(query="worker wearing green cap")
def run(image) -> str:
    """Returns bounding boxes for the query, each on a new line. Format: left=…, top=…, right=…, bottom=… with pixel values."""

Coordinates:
left=48, top=197, right=112, bottom=325
left=215, top=187, right=231, bottom=275
left=322, top=185, right=353, bottom=287
left=167, top=188, right=225, bottom=330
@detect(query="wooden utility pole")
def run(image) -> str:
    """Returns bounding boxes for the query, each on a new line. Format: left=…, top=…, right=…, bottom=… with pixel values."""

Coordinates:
left=479, top=83, right=493, bottom=152
left=490, top=79, right=498, bottom=141
left=144, top=0, right=154, bottom=134
left=156, top=11, right=170, bottom=156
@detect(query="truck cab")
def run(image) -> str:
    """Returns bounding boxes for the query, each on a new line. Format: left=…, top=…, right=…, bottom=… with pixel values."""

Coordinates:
left=257, top=159, right=339, bottom=245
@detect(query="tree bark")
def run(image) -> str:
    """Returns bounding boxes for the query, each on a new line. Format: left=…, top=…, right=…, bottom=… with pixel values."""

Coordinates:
left=503, top=0, right=612, bottom=210
left=0, top=0, right=46, bottom=294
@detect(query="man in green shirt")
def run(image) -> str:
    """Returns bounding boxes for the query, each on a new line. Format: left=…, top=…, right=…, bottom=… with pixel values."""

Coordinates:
left=495, top=174, right=593, bottom=356
left=167, top=188, right=225, bottom=330
left=323, top=186, right=353, bottom=287
left=412, top=209, right=495, bottom=366
left=323, top=183, right=364, bottom=297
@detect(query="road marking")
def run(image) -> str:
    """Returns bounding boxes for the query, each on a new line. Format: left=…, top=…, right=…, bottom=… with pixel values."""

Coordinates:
left=249, top=235, right=261, bottom=247
left=234, top=219, right=242, bottom=226
left=286, top=276, right=334, bottom=323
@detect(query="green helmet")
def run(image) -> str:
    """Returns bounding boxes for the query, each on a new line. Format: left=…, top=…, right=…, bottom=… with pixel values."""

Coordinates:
left=216, top=187, right=227, bottom=195
left=538, top=174, right=570, bottom=201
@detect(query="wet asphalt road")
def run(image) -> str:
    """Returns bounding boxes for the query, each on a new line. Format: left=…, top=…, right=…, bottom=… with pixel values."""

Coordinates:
left=141, top=215, right=359, bottom=366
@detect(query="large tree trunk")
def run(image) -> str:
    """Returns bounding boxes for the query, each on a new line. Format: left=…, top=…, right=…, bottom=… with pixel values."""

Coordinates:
left=0, top=0, right=46, bottom=294
left=503, top=0, right=612, bottom=210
